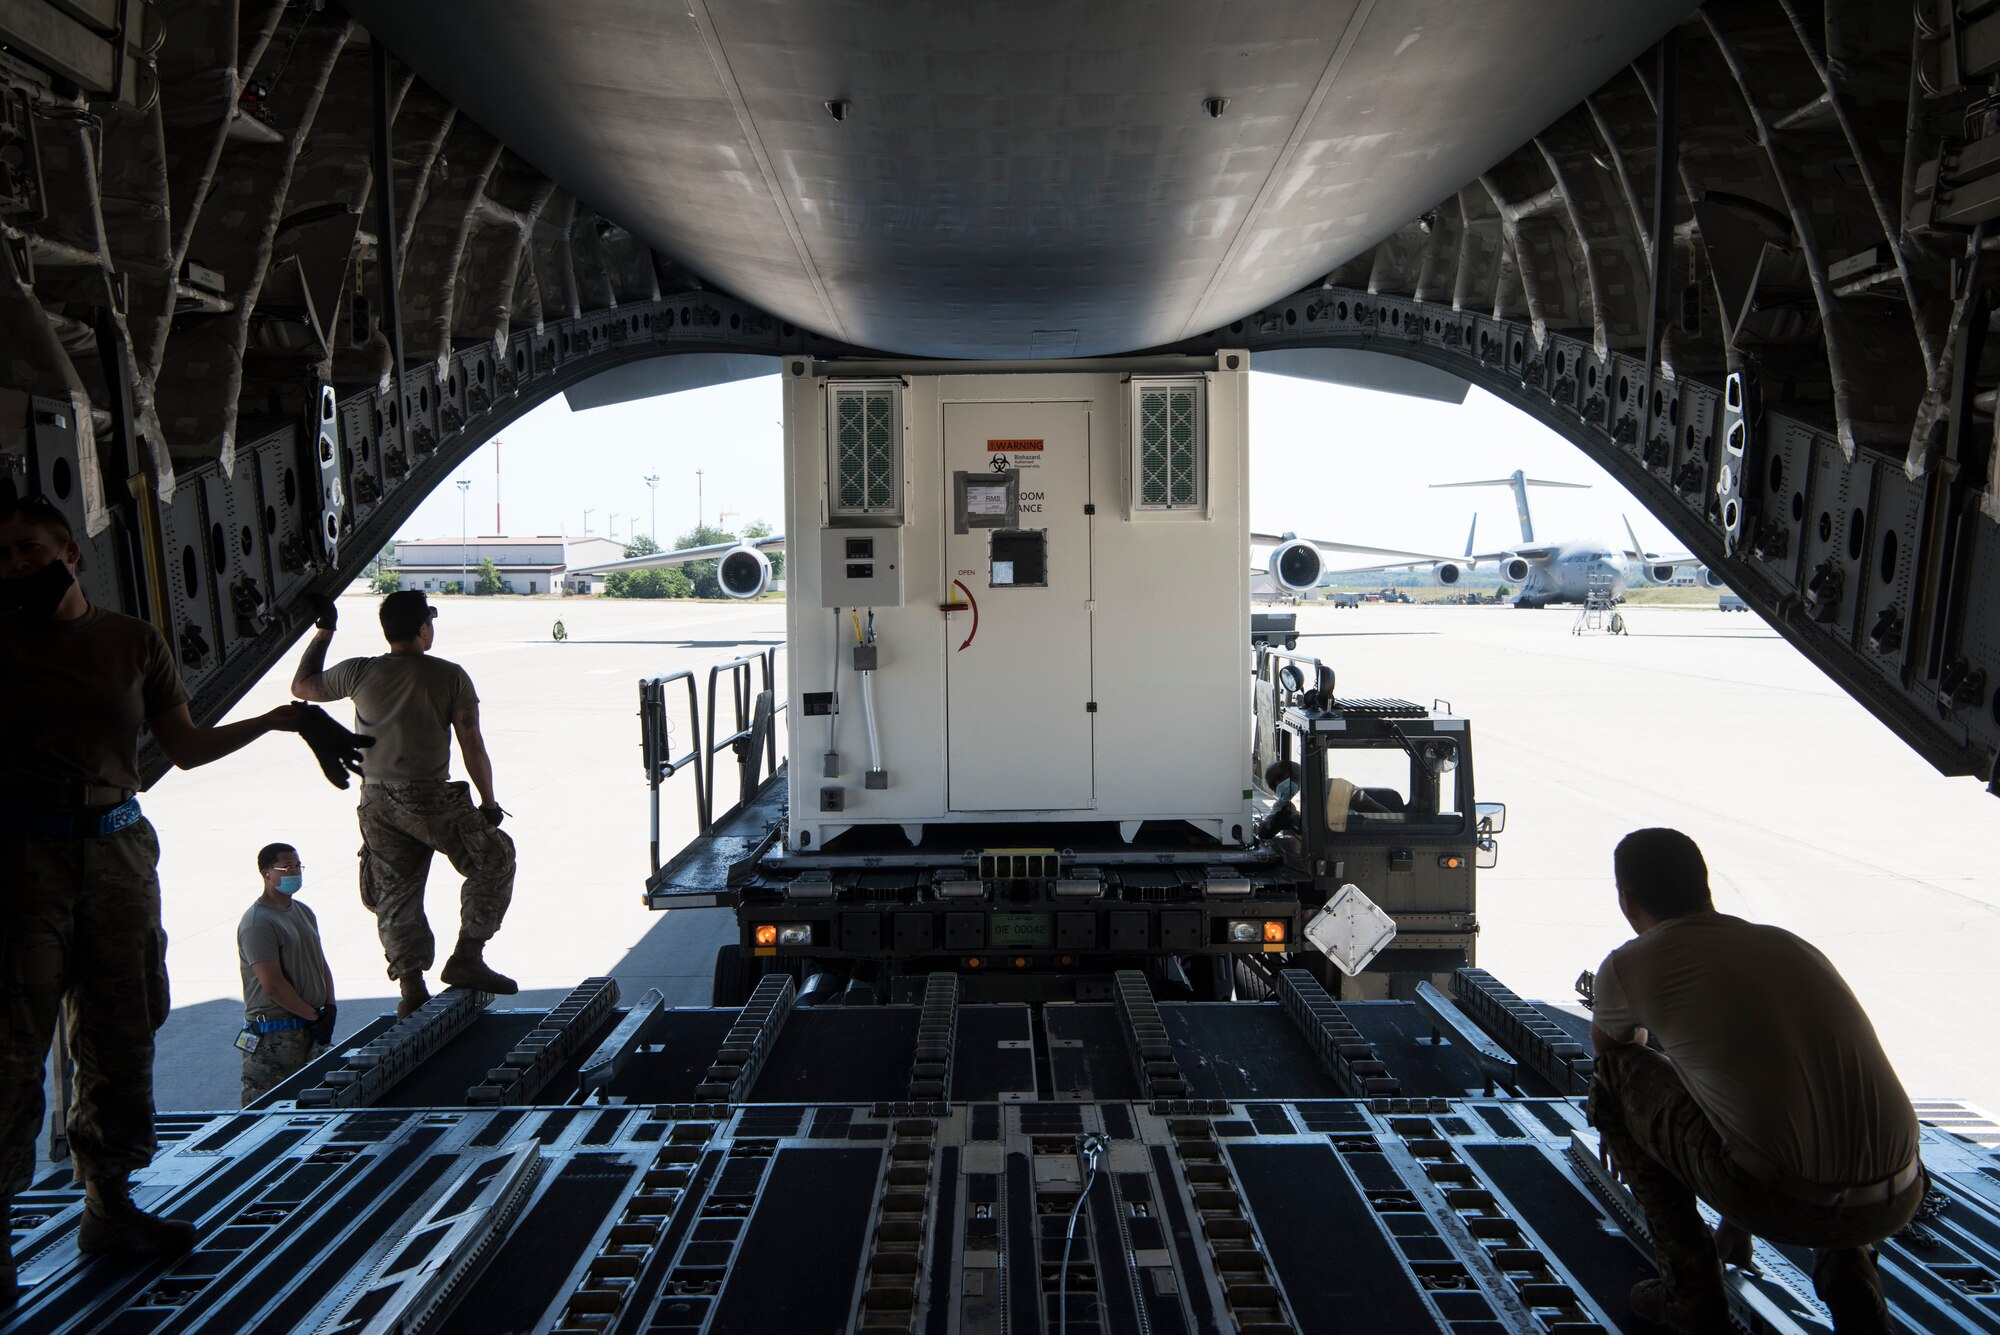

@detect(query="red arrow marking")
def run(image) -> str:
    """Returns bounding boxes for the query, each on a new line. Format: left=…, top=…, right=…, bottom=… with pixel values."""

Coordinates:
left=953, top=579, right=979, bottom=651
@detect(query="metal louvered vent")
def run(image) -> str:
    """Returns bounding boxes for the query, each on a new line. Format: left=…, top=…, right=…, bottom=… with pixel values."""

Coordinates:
left=828, top=383, right=902, bottom=519
left=1132, top=378, right=1206, bottom=514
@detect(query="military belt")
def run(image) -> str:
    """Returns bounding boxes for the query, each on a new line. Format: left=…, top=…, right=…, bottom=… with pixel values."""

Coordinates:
left=1726, top=1141, right=1922, bottom=1210
left=245, top=1016, right=311, bottom=1034
left=0, top=795, right=144, bottom=840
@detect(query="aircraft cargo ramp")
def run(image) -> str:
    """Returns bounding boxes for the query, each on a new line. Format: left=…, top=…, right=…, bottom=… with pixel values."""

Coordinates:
left=7, top=971, right=1999, bottom=1335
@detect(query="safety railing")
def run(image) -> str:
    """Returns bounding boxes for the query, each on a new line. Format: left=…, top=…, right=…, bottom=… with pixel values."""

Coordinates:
left=639, top=670, right=703, bottom=875
left=639, top=646, right=787, bottom=878
left=704, top=647, right=786, bottom=829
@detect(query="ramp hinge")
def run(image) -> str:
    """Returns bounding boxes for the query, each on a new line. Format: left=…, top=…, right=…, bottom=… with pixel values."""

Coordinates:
left=1084, top=503, right=1095, bottom=515
left=1085, top=701, right=1097, bottom=712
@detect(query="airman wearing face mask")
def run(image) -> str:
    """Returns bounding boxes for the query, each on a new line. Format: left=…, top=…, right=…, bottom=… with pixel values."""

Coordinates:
left=236, top=843, right=336, bottom=1103
left=0, top=495, right=305, bottom=1300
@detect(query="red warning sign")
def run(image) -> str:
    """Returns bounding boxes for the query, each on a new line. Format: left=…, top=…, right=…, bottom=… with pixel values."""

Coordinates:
left=986, top=439, right=1044, bottom=451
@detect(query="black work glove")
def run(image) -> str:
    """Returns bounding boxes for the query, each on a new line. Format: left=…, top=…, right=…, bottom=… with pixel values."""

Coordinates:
left=294, top=703, right=375, bottom=788
left=480, top=802, right=508, bottom=828
left=310, top=1003, right=337, bottom=1047
left=309, top=591, right=338, bottom=631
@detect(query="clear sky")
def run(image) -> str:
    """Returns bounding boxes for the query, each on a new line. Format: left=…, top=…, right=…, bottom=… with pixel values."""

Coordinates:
left=394, top=369, right=1689, bottom=558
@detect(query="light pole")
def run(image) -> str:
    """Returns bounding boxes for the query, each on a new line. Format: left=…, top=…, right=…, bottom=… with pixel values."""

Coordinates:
left=583, top=507, right=593, bottom=535
left=695, top=469, right=704, bottom=530
left=456, top=479, right=471, bottom=593
left=609, top=514, right=621, bottom=550
left=643, top=473, right=660, bottom=540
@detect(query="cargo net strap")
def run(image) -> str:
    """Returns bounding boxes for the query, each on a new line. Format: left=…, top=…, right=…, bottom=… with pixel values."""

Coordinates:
left=297, top=985, right=492, bottom=1109
left=1113, top=969, right=1189, bottom=1102
left=1329, top=697, right=1428, bottom=718
left=467, top=976, right=621, bottom=1106
left=908, top=972, right=959, bottom=1101
left=698, top=972, right=797, bottom=1102
left=1451, top=967, right=1594, bottom=1095
left=1273, top=969, right=1400, bottom=1098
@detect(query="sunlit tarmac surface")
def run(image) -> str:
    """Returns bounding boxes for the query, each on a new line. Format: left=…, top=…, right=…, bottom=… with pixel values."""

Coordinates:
left=121, top=595, right=2000, bottom=1119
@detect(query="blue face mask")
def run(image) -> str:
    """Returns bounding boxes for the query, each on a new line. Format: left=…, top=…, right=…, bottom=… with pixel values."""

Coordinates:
left=276, top=874, right=303, bottom=896
left=1275, top=779, right=1300, bottom=803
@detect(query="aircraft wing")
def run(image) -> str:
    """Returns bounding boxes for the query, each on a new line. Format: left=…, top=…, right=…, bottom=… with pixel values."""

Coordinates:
left=568, top=534, right=785, bottom=576
left=1469, top=545, right=1561, bottom=564
left=1248, top=533, right=1463, bottom=562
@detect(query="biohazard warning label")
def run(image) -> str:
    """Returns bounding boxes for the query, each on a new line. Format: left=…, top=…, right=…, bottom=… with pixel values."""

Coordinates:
left=987, top=438, right=1044, bottom=470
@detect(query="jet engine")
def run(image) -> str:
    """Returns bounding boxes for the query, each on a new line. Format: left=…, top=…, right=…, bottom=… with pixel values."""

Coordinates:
left=1648, top=563, right=1678, bottom=584
left=1499, top=556, right=1531, bottom=584
left=1434, top=562, right=1463, bottom=586
left=1268, top=538, right=1324, bottom=593
left=1698, top=565, right=1725, bottom=589
left=717, top=546, right=773, bottom=599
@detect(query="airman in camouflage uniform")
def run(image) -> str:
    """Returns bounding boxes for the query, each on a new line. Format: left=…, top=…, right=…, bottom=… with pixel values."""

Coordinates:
left=237, top=842, right=336, bottom=1105
left=2, top=496, right=306, bottom=1305
left=293, top=591, right=517, bottom=1015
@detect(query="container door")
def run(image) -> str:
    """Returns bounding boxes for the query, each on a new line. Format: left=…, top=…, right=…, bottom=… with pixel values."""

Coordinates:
left=943, top=401, right=1093, bottom=811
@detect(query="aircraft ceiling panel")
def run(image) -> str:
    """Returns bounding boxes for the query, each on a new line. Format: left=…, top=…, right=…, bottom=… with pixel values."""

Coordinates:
left=344, top=0, right=1698, bottom=358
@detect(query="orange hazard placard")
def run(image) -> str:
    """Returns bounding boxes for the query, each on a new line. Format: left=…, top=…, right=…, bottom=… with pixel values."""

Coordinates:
left=986, top=439, right=1044, bottom=451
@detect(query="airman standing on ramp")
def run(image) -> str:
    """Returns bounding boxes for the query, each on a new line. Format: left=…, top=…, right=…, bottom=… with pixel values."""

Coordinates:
left=292, top=591, right=518, bottom=1016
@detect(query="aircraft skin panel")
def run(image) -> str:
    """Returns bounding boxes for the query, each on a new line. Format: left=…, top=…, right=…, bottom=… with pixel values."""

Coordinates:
left=341, top=0, right=1696, bottom=357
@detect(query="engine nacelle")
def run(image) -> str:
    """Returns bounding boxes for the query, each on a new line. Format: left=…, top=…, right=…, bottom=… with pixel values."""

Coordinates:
left=1647, top=563, right=1677, bottom=584
left=1698, top=565, right=1725, bottom=589
left=1434, top=562, right=1463, bottom=586
left=1268, top=538, right=1324, bottom=593
left=1500, top=556, right=1531, bottom=584
left=717, top=546, right=773, bottom=599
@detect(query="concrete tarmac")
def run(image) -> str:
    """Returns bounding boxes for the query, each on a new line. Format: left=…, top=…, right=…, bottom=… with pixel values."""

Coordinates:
left=56, top=594, right=2000, bottom=1131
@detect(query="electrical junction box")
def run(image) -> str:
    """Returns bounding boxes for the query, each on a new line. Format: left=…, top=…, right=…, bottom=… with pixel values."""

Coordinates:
left=783, top=355, right=1253, bottom=850
left=819, top=529, right=902, bottom=608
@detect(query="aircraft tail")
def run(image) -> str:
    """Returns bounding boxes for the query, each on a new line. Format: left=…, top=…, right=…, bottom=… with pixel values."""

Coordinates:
left=1430, top=469, right=1590, bottom=545
left=1463, top=514, right=1477, bottom=558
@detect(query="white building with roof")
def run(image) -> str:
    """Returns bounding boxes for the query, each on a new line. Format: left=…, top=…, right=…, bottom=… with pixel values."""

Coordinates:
left=391, top=535, right=627, bottom=595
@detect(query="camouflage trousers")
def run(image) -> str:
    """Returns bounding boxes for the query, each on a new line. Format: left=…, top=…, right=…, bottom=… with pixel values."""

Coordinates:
left=239, top=1026, right=314, bottom=1106
left=1590, top=1043, right=1923, bottom=1333
left=0, top=818, right=170, bottom=1197
left=356, top=781, right=514, bottom=981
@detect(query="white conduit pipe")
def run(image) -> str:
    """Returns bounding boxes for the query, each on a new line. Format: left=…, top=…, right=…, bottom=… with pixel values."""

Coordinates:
left=860, top=670, right=884, bottom=775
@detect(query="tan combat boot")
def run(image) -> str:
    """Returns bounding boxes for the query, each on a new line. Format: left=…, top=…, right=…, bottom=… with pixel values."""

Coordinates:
left=397, top=973, right=432, bottom=1017
left=78, top=1175, right=196, bottom=1256
left=439, top=938, right=517, bottom=995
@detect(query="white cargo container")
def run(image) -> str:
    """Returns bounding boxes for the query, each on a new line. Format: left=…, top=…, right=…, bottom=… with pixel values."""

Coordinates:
left=782, top=354, right=1254, bottom=850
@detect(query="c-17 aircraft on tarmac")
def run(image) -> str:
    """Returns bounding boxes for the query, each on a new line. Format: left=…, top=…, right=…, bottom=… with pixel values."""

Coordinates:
left=1255, top=470, right=1726, bottom=609
left=580, top=527, right=1488, bottom=599
left=573, top=526, right=1468, bottom=602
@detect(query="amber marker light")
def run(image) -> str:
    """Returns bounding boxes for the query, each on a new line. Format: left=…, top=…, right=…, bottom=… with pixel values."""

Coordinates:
left=1262, top=920, right=1287, bottom=943
left=967, top=957, right=983, bottom=968
left=1014, top=956, right=1028, bottom=968
left=753, top=924, right=778, bottom=946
